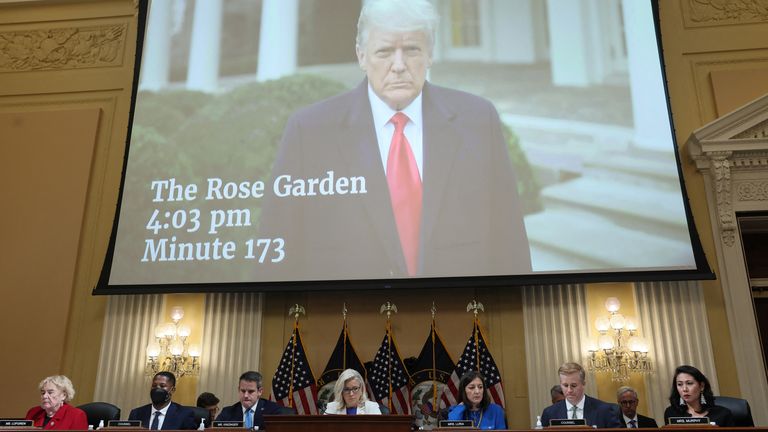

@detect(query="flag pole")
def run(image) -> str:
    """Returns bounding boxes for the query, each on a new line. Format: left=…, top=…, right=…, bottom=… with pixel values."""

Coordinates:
left=380, top=301, right=398, bottom=413
left=287, top=304, right=305, bottom=408
left=466, top=300, right=484, bottom=370
left=431, top=302, right=438, bottom=414
left=342, top=303, right=348, bottom=370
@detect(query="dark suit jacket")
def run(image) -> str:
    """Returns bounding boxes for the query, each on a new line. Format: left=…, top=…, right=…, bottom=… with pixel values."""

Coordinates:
left=128, top=402, right=196, bottom=430
left=215, top=400, right=282, bottom=430
left=258, top=80, right=531, bottom=281
left=541, top=395, right=623, bottom=428
left=620, top=414, right=659, bottom=428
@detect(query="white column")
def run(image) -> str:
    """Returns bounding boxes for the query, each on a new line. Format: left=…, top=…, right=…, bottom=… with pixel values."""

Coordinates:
left=546, top=0, right=592, bottom=87
left=140, top=0, right=173, bottom=91
left=491, top=0, right=539, bottom=64
left=622, top=0, right=674, bottom=151
left=257, top=0, right=299, bottom=82
left=523, top=284, right=593, bottom=425
left=197, top=293, right=263, bottom=402
left=187, top=0, right=223, bottom=92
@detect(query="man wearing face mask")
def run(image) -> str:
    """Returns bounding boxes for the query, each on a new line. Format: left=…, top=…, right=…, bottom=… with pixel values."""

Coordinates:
left=128, top=372, right=197, bottom=430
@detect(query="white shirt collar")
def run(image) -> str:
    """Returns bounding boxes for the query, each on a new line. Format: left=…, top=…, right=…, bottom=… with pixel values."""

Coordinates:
left=242, top=400, right=259, bottom=414
left=567, top=395, right=586, bottom=416
left=367, top=83, right=424, bottom=176
left=623, top=414, right=638, bottom=425
left=151, top=404, right=170, bottom=416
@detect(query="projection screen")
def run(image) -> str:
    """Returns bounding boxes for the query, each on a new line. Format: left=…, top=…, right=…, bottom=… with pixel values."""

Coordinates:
left=95, top=0, right=712, bottom=293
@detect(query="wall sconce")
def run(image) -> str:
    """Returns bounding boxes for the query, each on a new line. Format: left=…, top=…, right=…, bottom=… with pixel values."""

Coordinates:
left=586, top=297, right=652, bottom=382
left=146, top=306, right=201, bottom=378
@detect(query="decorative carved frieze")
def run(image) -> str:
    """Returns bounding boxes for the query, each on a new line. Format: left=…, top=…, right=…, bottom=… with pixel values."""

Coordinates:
left=733, top=120, right=768, bottom=139
left=736, top=181, right=768, bottom=201
left=686, top=0, right=768, bottom=26
left=0, top=24, right=126, bottom=72
left=710, top=153, right=737, bottom=247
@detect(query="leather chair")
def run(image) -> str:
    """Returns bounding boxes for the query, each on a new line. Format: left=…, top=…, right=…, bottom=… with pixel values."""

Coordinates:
left=714, top=396, right=754, bottom=427
left=378, top=403, right=390, bottom=415
left=278, top=405, right=296, bottom=415
left=77, top=402, right=120, bottom=428
left=186, top=406, right=210, bottom=428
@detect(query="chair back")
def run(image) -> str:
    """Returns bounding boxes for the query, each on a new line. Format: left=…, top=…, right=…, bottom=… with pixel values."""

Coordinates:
left=714, top=396, right=754, bottom=427
left=186, top=406, right=210, bottom=428
left=77, top=402, right=121, bottom=428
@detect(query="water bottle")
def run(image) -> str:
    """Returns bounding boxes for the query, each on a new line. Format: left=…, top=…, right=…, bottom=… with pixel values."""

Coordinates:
left=535, top=415, right=543, bottom=429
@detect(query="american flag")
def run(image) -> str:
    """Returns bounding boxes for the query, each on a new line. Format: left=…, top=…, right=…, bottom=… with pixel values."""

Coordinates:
left=368, top=326, right=412, bottom=414
left=269, top=325, right=318, bottom=414
left=440, top=319, right=505, bottom=408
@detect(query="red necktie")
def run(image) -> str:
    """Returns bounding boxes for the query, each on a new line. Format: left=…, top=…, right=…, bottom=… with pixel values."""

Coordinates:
left=386, top=112, right=422, bottom=276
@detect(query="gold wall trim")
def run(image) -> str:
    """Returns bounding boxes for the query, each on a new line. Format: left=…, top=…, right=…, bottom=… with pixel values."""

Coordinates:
left=685, top=0, right=768, bottom=27
left=0, top=23, right=127, bottom=72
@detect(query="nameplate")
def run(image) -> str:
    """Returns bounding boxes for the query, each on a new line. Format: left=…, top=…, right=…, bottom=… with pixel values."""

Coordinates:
left=438, top=420, right=473, bottom=428
left=668, top=417, right=711, bottom=425
left=0, top=420, right=33, bottom=427
left=107, top=420, right=142, bottom=427
left=549, top=418, right=588, bottom=427
left=212, top=421, right=245, bottom=428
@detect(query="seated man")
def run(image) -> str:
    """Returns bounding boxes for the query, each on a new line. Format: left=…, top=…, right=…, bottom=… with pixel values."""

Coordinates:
left=216, top=371, right=281, bottom=430
left=540, top=362, right=622, bottom=428
left=196, top=391, right=220, bottom=428
left=551, top=384, right=565, bottom=405
left=617, top=386, right=658, bottom=428
left=128, top=372, right=196, bottom=430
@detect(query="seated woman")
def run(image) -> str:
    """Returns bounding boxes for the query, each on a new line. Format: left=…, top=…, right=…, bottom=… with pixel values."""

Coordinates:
left=324, top=369, right=381, bottom=415
left=664, top=365, right=734, bottom=427
left=448, top=371, right=506, bottom=430
left=25, top=375, right=88, bottom=430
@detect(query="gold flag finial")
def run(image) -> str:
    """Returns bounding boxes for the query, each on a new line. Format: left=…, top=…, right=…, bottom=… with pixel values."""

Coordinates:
left=431, top=301, right=437, bottom=320
left=288, top=304, right=305, bottom=321
left=379, top=301, right=398, bottom=320
left=466, top=300, right=484, bottom=318
left=342, top=303, right=348, bottom=320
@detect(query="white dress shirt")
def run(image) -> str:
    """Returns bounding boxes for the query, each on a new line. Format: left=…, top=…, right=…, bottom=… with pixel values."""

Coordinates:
left=566, top=396, right=586, bottom=420
left=367, top=84, right=424, bottom=179
left=150, top=404, right=171, bottom=430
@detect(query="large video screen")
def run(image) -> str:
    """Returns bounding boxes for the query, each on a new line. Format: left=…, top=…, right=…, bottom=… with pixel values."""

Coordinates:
left=96, top=0, right=711, bottom=293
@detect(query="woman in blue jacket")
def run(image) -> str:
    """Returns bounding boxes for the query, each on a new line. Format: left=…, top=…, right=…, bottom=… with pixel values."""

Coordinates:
left=448, top=371, right=506, bottom=429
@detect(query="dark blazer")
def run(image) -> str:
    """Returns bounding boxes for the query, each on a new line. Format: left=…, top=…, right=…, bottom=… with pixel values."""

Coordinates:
left=26, top=403, right=89, bottom=430
left=128, top=402, right=196, bottom=430
left=620, top=414, right=659, bottom=428
left=215, top=400, right=282, bottom=430
left=258, top=80, right=531, bottom=281
left=541, top=395, right=623, bottom=428
left=663, top=404, right=734, bottom=427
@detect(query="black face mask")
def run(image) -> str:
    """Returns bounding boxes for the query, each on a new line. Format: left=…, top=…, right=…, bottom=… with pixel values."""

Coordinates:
left=150, top=388, right=170, bottom=405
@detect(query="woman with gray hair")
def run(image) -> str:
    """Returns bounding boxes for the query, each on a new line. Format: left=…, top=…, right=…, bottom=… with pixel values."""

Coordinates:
left=324, top=369, right=381, bottom=415
left=25, top=375, right=88, bottom=430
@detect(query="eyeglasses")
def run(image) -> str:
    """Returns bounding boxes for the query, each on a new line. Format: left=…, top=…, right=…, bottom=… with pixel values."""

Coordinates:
left=343, top=386, right=361, bottom=394
left=619, top=400, right=638, bottom=406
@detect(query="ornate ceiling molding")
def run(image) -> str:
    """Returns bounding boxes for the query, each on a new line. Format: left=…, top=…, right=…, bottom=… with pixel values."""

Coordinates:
left=0, top=24, right=127, bottom=72
left=686, top=0, right=768, bottom=26
left=689, top=94, right=768, bottom=247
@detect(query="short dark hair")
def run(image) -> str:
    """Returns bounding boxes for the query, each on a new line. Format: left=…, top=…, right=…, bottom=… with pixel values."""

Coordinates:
left=457, top=370, right=490, bottom=412
left=239, top=371, right=263, bottom=388
left=196, top=392, right=220, bottom=408
left=667, top=365, right=715, bottom=414
left=154, top=371, right=176, bottom=387
left=550, top=384, right=564, bottom=398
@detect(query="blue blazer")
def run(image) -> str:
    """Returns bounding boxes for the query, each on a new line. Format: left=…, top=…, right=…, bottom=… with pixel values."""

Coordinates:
left=128, top=402, right=196, bottom=430
left=258, top=80, right=531, bottom=280
left=448, top=403, right=507, bottom=430
left=541, top=395, right=622, bottom=429
left=215, top=400, right=282, bottom=430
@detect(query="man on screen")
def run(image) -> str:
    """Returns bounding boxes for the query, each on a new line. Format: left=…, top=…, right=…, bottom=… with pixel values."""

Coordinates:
left=258, top=0, right=531, bottom=280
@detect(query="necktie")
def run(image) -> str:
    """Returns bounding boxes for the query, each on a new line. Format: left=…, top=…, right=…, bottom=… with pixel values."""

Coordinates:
left=244, top=409, right=253, bottom=429
left=386, top=112, right=422, bottom=276
left=570, top=405, right=578, bottom=419
left=150, top=411, right=161, bottom=430
left=629, top=420, right=637, bottom=428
